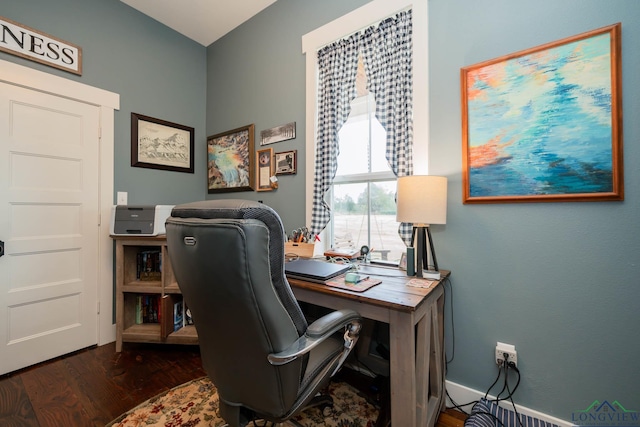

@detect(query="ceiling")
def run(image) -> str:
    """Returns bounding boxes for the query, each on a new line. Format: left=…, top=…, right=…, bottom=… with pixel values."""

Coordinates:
left=120, top=0, right=278, bottom=46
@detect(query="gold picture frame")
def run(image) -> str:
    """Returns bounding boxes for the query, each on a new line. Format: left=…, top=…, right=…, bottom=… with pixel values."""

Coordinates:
left=256, top=147, right=276, bottom=192
left=461, top=23, right=623, bottom=204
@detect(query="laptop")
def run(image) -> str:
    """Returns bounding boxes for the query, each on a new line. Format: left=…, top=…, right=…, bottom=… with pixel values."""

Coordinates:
left=284, top=259, right=351, bottom=283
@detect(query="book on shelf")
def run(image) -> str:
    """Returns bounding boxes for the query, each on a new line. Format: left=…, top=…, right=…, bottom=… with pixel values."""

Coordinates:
left=135, top=295, right=160, bottom=324
left=173, top=299, right=184, bottom=332
left=137, top=250, right=162, bottom=281
left=135, top=296, right=143, bottom=324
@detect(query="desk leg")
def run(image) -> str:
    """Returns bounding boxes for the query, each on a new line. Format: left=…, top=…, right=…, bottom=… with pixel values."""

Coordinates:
left=423, top=290, right=446, bottom=427
left=389, top=288, right=446, bottom=427
left=416, top=304, right=431, bottom=426
left=389, top=310, right=417, bottom=426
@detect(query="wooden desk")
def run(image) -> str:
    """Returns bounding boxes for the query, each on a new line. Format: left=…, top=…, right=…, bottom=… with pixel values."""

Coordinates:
left=287, top=265, right=450, bottom=427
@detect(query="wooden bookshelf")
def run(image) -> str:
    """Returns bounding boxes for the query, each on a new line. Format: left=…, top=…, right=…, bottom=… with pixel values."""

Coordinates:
left=113, top=236, right=198, bottom=352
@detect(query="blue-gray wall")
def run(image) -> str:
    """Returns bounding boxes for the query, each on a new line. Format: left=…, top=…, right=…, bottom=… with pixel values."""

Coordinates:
left=430, top=0, right=640, bottom=418
left=206, top=0, right=640, bottom=420
left=205, top=0, right=370, bottom=231
left=0, top=0, right=207, bottom=205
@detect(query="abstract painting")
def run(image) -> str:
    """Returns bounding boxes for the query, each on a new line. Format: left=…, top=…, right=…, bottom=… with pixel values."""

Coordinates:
left=461, top=23, right=623, bottom=204
left=207, top=124, right=255, bottom=193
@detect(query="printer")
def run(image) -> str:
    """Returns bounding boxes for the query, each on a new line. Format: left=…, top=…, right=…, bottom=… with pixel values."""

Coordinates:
left=110, top=205, right=174, bottom=236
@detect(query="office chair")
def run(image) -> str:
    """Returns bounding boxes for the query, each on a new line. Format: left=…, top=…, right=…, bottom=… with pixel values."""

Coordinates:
left=165, top=199, right=362, bottom=427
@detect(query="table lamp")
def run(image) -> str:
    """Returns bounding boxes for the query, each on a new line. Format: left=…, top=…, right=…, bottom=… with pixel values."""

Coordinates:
left=396, top=175, right=447, bottom=279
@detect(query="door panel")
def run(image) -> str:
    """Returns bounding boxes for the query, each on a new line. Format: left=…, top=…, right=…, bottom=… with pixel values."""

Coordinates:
left=0, top=81, right=100, bottom=374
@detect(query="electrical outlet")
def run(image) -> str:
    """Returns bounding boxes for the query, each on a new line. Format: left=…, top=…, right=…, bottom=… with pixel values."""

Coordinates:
left=117, top=191, right=128, bottom=205
left=495, top=342, right=517, bottom=367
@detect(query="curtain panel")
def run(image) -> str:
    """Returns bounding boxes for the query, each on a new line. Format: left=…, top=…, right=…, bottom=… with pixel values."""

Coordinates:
left=310, top=9, right=414, bottom=245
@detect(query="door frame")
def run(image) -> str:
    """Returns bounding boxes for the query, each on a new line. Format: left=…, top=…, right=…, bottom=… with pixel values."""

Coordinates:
left=0, top=59, right=120, bottom=345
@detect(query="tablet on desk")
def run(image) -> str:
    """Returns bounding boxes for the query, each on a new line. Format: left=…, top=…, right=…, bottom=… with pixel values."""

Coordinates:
left=284, top=259, right=351, bottom=283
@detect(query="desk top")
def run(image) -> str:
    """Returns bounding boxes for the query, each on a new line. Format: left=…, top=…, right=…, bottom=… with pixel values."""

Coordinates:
left=287, top=264, right=450, bottom=313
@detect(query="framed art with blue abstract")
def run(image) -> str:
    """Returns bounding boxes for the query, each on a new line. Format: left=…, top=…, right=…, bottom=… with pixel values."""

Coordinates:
left=461, top=23, right=623, bottom=204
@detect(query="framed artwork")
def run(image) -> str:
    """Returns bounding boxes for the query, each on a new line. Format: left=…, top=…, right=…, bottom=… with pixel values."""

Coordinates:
left=275, top=150, right=297, bottom=175
left=398, top=252, right=407, bottom=271
left=461, top=23, right=623, bottom=204
left=256, top=147, right=275, bottom=192
left=207, top=124, right=255, bottom=193
left=260, top=122, right=296, bottom=145
left=131, top=113, right=194, bottom=173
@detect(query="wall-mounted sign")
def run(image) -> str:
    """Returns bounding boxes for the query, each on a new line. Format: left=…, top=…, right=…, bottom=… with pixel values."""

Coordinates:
left=0, top=16, right=82, bottom=75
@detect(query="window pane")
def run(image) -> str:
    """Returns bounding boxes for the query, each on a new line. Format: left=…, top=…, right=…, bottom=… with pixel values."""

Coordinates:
left=336, top=114, right=370, bottom=175
left=332, top=180, right=404, bottom=263
left=336, top=95, right=390, bottom=177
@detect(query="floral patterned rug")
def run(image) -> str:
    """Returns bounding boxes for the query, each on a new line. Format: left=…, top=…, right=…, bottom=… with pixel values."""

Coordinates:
left=106, top=376, right=379, bottom=427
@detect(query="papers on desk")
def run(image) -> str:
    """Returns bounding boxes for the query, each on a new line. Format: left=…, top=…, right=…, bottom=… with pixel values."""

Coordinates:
left=406, top=278, right=437, bottom=289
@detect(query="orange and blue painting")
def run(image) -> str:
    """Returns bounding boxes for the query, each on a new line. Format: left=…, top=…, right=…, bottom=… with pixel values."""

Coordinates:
left=463, top=25, right=621, bottom=202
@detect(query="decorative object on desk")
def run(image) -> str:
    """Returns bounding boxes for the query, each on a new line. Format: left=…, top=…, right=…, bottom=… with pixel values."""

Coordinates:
left=359, top=245, right=370, bottom=262
left=131, top=113, right=195, bottom=173
left=324, top=247, right=360, bottom=259
left=107, top=376, right=378, bottom=427
left=461, top=23, right=623, bottom=204
left=326, top=275, right=381, bottom=292
left=285, top=241, right=315, bottom=258
left=406, top=278, right=436, bottom=289
left=260, top=121, right=296, bottom=145
left=256, top=147, right=276, bottom=191
left=207, top=124, right=255, bottom=193
left=275, top=150, right=297, bottom=175
left=405, top=247, right=415, bottom=276
left=396, top=175, right=447, bottom=280
left=398, top=252, right=407, bottom=271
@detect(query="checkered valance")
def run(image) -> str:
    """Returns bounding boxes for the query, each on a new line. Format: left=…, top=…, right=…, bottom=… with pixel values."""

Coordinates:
left=310, top=10, right=414, bottom=245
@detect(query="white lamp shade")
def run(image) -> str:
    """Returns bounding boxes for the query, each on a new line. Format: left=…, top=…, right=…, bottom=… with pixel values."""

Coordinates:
left=396, top=175, right=447, bottom=225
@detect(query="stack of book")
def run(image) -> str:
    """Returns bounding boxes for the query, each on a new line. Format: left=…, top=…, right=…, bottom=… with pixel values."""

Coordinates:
left=135, top=295, right=159, bottom=324
left=137, top=250, right=162, bottom=281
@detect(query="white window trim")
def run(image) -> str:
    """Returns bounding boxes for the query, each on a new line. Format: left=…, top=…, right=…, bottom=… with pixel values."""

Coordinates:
left=301, top=0, right=429, bottom=230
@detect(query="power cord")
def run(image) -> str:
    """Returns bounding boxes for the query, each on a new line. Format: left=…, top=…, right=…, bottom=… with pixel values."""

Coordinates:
left=505, top=362, right=523, bottom=427
left=443, top=277, right=455, bottom=366
left=458, top=354, right=523, bottom=427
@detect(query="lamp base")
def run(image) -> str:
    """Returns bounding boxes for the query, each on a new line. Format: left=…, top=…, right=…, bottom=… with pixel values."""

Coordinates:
left=422, top=270, right=441, bottom=280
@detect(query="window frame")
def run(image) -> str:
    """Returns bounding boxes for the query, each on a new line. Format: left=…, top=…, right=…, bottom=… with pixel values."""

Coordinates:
left=302, top=0, right=429, bottom=251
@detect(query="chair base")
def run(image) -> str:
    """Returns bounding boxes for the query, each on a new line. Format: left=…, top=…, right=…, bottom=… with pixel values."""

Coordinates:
left=219, top=393, right=334, bottom=427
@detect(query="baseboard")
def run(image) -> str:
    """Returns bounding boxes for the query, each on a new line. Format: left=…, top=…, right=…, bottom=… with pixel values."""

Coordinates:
left=445, top=380, right=573, bottom=427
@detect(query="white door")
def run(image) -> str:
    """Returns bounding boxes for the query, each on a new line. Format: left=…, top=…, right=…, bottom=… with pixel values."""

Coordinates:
left=0, top=81, right=100, bottom=375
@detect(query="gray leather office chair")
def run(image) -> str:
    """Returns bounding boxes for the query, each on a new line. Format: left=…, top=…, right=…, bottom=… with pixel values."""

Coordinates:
left=165, top=200, right=362, bottom=427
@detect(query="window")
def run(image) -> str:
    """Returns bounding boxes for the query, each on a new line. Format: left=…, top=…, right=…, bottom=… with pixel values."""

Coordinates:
left=302, top=0, right=428, bottom=259
left=330, top=60, right=404, bottom=262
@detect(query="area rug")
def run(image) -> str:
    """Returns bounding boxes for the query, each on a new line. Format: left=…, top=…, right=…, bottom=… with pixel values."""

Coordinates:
left=106, top=376, right=379, bottom=427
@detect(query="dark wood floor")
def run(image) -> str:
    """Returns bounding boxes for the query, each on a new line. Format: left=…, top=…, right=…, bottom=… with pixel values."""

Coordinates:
left=0, top=342, right=466, bottom=426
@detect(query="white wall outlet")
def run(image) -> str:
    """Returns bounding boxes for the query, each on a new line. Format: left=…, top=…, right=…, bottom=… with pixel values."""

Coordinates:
left=117, top=191, right=128, bottom=205
left=495, top=342, right=517, bottom=367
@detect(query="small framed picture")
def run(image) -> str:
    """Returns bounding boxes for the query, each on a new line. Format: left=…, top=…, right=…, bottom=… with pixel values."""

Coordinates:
left=398, top=252, right=407, bottom=271
left=275, top=150, right=297, bottom=175
left=260, top=122, right=296, bottom=145
left=256, top=147, right=275, bottom=192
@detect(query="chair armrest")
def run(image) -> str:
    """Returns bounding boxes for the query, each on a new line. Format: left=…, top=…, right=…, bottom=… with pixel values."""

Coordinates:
left=267, top=309, right=361, bottom=366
